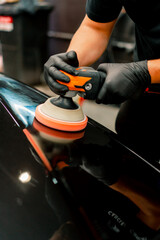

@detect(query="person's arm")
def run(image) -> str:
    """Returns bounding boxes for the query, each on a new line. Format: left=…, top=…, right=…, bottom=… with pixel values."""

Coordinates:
left=148, top=59, right=160, bottom=83
left=44, top=14, right=117, bottom=95
left=67, top=15, right=117, bottom=66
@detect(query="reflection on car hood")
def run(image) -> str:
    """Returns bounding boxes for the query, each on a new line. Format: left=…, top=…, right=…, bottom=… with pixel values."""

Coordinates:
left=0, top=74, right=47, bottom=127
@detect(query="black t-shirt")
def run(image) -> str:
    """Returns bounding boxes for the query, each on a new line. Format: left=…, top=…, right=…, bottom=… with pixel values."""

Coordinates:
left=86, top=0, right=160, bottom=61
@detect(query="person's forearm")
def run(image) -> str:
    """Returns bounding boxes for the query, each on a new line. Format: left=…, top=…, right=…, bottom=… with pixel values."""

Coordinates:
left=67, top=15, right=117, bottom=66
left=148, top=59, right=160, bottom=84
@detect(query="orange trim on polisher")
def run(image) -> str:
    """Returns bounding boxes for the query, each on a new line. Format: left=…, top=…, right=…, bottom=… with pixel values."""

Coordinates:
left=35, top=105, right=88, bottom=132
left=57, top=70, right=91, bottom=92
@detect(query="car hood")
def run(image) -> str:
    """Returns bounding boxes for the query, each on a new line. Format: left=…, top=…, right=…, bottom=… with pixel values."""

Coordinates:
left=0, top=74, right=160, bottom=240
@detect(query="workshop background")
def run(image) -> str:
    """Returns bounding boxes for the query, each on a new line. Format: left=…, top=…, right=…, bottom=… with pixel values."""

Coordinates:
left=0, top=0, right=135, bottom=132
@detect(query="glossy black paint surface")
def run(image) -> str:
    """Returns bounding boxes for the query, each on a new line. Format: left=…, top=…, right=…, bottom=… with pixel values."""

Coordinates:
left=0, top=105, right=59, bottom=239
left=0, top=74, right=160, bottom=240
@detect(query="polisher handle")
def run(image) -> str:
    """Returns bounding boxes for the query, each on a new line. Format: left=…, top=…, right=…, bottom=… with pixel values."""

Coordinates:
left=57, top=67, right=106, bottom=100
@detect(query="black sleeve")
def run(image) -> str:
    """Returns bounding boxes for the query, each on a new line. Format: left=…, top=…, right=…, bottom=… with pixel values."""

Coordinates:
left=86, top=0, right=122, bottom=23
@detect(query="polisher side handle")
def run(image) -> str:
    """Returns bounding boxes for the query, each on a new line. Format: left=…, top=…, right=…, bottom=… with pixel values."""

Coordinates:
left=57, top=67, right=106, bottom=100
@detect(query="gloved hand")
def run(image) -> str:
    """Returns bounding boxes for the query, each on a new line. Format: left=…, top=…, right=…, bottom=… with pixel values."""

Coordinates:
left=44, top=51, right=79, bottom=95
left=96, top=60, right=151, bottom=104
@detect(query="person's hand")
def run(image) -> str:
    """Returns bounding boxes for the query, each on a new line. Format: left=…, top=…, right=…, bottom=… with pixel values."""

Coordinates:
left=44, top=51, right=79, bottom=95
left=96, top=61, right=151, bottom=104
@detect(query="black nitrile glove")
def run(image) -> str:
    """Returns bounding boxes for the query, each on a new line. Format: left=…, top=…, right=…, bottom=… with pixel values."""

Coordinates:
left=96, top=61, right=151, bottom=104
left=44, top=51, right=79, bottom=95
